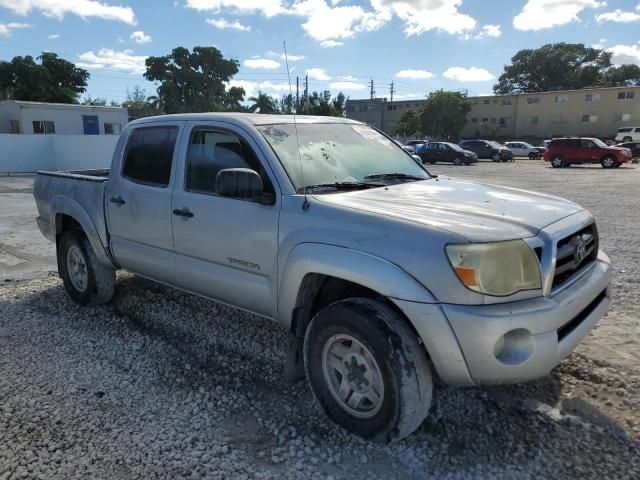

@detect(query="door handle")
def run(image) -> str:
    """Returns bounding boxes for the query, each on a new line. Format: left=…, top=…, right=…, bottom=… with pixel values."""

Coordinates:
left=110, top=195, right=125, bottom=205
left=173, top=207, right=194, bottom=218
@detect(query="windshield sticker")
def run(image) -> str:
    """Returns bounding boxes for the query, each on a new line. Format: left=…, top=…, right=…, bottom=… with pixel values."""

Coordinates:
left=260, top=126, right=289, bottom=144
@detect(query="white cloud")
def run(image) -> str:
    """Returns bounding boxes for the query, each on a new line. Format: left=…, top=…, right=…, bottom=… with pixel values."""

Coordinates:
left=76, top=48, right=147, bottom=74
left=130, top=30, right=152, bottom=44
left=293, top=0, right=389, bottom=42
left=396, top=69, right=435, bottom=79
left=227, top=79, right=293, bottom=98
left=443, top=66, right=495, bottom=82
left=329, top=81, right=366, bottom=90
left=206, top=17, right=251, bottom=31
left=0, top=0, right=136, bottom=24
left=393, top=93, right=418, bottom=99
left=306, top=68, right=331, bottom=80
left=0, top=22, right=30, bottom=36
left=596, top=5, right=640, bottom=23
left=461, top=23, right=501, bottom=40
left=513, top=0, right=605, bottom=31
left=592, top=37, right=607, bottom=49
left=320, top=40, right=344, bottom=47
left=243, top=58, right=281, bottom=69
left=281, top=53, right=304, bottom=61
left=48, top=33, right=60, bottom=39
left=607, top=44, right=640, bottom=66
left=185, top=0, right=286, bottom=17
left=381, top=0, right=476, bottom=35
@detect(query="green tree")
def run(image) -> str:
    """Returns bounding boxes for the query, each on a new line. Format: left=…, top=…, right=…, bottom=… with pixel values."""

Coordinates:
left=122, top=85, right=152, bottom=109
left=248, top=91, right=278, bottom=113
left=0, top=52, right=89, bottom=103
left=602, top=64, right=640, bottom=86
left=394, top=110, right=422, bottom=137
left=298, top=90, right=346, bottom=116
left=144, top=46, right=241, bottom=113
left=279, top=93, right=294, bottom=114
left=494, top=43, right=612, bottom=94
left=81, top=95, right=107, bottom=106
left=420, top=90, right=471, bottom=140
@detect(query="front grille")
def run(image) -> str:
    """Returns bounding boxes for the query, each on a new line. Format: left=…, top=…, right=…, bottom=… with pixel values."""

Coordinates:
left=552, top=223, right=598, bottom=290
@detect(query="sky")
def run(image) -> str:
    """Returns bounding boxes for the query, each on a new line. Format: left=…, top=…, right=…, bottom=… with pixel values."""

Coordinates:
left=0, top=0, right=639, bottom=103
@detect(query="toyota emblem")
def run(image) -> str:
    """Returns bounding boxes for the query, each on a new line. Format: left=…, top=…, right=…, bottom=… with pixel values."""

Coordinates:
left=574, top=237, right=587, bottom=264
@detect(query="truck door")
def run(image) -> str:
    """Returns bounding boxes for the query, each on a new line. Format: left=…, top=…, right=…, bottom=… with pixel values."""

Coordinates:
left=105, top=123, right=182, bottom=284
left=171, top=122, right=280, bottom=318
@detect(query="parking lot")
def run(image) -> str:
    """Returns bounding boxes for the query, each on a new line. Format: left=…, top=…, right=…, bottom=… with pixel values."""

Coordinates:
left=1, top=161, right=639, bottom=479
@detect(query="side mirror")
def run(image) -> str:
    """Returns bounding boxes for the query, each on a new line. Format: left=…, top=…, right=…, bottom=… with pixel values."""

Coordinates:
left=412, top=154, right=423, bottom=165
left=216, top=168, right=274, bottom=204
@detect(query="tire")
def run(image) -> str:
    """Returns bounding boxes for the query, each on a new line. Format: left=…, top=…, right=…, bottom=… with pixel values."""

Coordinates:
left=550, top=155, right=565, bottom=168
left=59, top=230, right=115, bottom=306
left=304, top=298, right=432, bottom=443
left=528, top=152, right=537, bottom=159
left=453, top=157, right=462, bottom=166
left=623, top=136, right=632, bottom=143
left=491, top=153, right=501, bottom=162
left=601, top=156, right=616, bottom=169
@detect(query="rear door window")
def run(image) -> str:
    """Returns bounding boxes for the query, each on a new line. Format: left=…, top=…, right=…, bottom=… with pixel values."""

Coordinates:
left=122, top=126, right=179, bottom=187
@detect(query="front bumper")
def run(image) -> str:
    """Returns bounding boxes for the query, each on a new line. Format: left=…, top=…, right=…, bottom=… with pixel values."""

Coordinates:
left=395, top=250, right=611, bottom=386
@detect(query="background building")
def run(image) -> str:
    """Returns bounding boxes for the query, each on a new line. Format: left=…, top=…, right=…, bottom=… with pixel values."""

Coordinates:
left=0, top=101, right=128, bottom=136
left=346, top=85, right=640, bottom=141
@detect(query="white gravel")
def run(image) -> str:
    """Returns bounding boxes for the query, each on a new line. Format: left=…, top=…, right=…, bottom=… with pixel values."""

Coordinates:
left=1, top=161, right=639, bottom=479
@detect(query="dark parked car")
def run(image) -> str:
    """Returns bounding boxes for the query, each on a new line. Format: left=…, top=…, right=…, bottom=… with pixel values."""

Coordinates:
left=458, top=140, right=513, bottom=162
left=419, top=142, right=478, bottom=165
left=615, top=142, right=640, bottom=162
left=543, top=137, right=632, bottom=168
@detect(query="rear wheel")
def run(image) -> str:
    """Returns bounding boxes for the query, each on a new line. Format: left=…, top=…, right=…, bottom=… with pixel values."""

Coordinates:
left=601, top=156, right=616, bottom=168
left=550, top=155, right=565, bottom=168
left=304, top=298, right=432, bottom=443
left=59, top=230, right=115, bottom=306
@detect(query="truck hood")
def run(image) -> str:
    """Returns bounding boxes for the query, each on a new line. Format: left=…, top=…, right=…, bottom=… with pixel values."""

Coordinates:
left=314, top=177, right=583, bottom=242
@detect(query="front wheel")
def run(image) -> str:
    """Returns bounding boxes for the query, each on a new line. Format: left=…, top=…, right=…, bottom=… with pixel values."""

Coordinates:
left=304, top=298, right=432, bottom=443
left=59, top=230, right=115, bottom=306
left=529, top=152, right=537, bottom=159
left=601, top=156, right=616, bottom=168
left=453, top=157, right=463, bottom=166
left=623, top=136, right=632, bottom=143
left=491, top=153, right=501, bottom=162
left=550, top=155, right=565, bottom=168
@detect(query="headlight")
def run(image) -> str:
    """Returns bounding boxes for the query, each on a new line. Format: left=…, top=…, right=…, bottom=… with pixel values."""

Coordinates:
left=446, top=240, right=541, bottom=296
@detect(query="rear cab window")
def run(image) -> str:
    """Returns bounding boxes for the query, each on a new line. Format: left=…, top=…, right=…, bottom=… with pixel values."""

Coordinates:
left=122, top=126, right=179, bottom=187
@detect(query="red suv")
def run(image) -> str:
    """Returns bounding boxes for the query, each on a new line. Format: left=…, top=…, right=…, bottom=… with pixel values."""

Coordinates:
left=544, top=137, right=632, bottom=168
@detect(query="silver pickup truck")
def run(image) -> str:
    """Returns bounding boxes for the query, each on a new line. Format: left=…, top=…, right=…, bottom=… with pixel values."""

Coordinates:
left=34, top=113, right=611, bottom=442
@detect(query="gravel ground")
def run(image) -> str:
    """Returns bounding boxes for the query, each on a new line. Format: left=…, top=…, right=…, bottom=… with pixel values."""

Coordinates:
left=1, top=161, right=639, bottom=479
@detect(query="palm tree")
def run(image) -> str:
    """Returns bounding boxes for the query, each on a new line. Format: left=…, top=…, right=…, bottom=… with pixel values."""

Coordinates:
left=248, top=91, right=278, bottom=114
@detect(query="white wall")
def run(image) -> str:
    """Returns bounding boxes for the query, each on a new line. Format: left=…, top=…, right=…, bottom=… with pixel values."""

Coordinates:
left=0, top=134, right=119, bottom=173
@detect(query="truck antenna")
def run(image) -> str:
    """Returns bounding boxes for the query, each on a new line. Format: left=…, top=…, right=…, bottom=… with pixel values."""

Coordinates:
left=283, top=41, right=309, bottom=210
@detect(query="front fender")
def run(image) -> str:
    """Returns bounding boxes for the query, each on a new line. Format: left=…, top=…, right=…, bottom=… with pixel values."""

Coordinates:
left=277, top=242, right=436, bottom=331
left=50, top=195, right=114, bottom=268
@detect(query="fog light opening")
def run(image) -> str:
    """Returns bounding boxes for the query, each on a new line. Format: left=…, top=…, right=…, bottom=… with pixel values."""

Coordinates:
left=494, top=328, right=534, bottom=366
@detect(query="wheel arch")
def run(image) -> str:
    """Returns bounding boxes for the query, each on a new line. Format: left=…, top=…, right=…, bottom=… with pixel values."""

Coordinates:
left=278, top=243, right=437, bottom=333
left=51, top=196, right=114, bottom=269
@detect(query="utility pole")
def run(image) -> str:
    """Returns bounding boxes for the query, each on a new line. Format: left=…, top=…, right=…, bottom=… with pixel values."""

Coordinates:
left=369, top=78, right=375, bottom=100
left=304, top=74, right=309, bottom=113
left=389, top=81, right=395, bottom=102
left=296, top=76, right=299, bottom=111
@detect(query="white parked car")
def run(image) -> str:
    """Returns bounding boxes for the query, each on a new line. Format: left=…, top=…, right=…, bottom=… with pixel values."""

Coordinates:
left=615, top=127, right=640, bottom=143
left=504, top=141, right=541, bottom=159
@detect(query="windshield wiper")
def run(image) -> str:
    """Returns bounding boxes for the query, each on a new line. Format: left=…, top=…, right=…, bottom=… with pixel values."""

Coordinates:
left=298, top=181, right=384, bottom=193
left=364, top=173, right=427, bottom=181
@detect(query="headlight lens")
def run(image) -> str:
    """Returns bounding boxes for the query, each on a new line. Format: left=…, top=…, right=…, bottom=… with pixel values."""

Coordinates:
left=446, top=240, right=541, bottom=296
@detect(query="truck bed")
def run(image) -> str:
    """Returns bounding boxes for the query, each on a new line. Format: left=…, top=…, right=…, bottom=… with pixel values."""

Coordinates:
left=33, top=169, right=110, bottom=253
